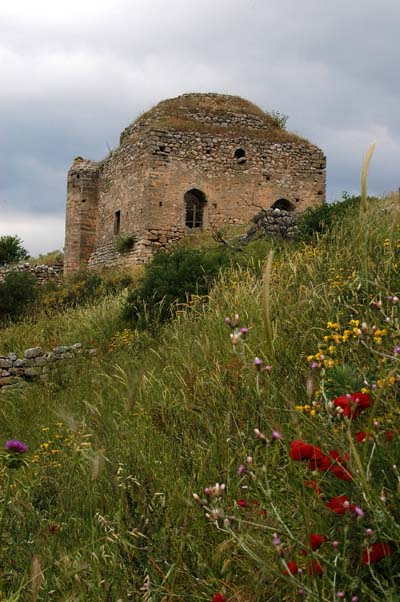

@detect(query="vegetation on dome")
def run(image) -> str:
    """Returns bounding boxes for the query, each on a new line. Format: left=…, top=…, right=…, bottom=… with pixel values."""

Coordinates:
left=125, top=93, right=310, bottom=145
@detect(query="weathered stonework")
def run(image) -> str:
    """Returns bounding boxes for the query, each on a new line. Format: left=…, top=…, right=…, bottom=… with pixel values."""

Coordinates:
left=0, top=263, right=63, bottom=285
left=64, top=93, right=326, bottom=273
left=0, top=344, right=96, bottom=393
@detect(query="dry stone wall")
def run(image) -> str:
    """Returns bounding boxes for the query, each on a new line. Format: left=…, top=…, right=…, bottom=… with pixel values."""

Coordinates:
left=0, top=344, right=96, bottom=393
left=0, top=263, right=63, bottom=285
left=242, top=208, right=299, bottom=242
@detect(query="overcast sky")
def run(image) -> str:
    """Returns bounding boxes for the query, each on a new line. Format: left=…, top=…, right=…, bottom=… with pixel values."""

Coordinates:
left=1, top=0, right=400, bottom=255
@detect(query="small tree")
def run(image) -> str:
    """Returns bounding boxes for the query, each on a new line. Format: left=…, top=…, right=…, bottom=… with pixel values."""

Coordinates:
left=0, top=235, right=29, bottom=266
left=0, top=272, right=38, bottom=321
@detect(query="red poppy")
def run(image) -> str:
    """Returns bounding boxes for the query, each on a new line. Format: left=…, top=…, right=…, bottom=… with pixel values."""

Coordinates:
left=308, top=454, right=332, bottom=472
left=362, top=542, right=392, bottom=565
left=310, top=533, right=327, bottom=551
left=307, top=559, right=323, bottom=576
left=290, top=440, right=324, bottom=461
left=385, top=430, right=395, bottom=442
left=326, top=495, right=355, bottom=514
left=236, top=499, right=249, bottom=508
left=304, top=480, right=323, bottom=496
left=356, top=431, right=367, bottom=443
left=328, top=450, right=352, bottom=481
left=252, top=500, right=260, bottom=507
left=333, top=392, right=371, bottom=418
left=283, top=560, right=298, bottom=575
left=212, top=594, right=227, bottom=602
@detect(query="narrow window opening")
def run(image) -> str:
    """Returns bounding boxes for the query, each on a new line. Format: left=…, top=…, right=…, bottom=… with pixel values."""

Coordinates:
left=206, top=148, right=211, bottom=155
left=271, top=198, right=294, bottom=212
left=317, top=190, right=324, bottom=195
left=114, top=210, right=121, bottom=235
left=81, top=198, right=86, bottom=203
left=234, top=148, right=246, bottom=165
left=159, top=201, right=163, bottom=206
left=76, top=174, right=80, bottom=179
left=184, top=189, right=206, bottom=229
left=159, top=145, right=165, bottom=152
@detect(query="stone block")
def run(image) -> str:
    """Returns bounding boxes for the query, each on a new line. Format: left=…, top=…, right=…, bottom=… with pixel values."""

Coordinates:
left=0, top=359, right=12, bottom=369
left=25, top=347, right=43, bottom=359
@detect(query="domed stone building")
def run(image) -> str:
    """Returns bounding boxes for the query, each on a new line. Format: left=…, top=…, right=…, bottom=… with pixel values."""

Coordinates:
left=64, top=93, right=326, bottom=273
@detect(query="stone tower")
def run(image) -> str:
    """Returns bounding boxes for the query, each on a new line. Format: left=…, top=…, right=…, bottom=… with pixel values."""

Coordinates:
left=64, top=93, right=326, bottom=274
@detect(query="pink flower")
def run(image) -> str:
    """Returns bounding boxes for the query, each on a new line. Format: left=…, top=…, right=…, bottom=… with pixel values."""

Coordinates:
left=4, top=440, right=28, bottom=454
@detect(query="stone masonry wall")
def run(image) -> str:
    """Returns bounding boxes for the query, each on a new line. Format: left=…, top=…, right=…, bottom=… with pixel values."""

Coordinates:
left=0, top=263, right=63, bottom=285
left=0, top=344, right=96, bottom=393
left=85, top=128, right=325, bottom=268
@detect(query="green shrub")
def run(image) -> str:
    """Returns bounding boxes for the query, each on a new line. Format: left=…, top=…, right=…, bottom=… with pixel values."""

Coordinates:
left=0, top=235, right=29, bottom=266
left=122, top=247, right=231, bottom=325
left=41, top=270, right=133, bottom=310
left=115, top=234, right=135, bottom=254
left=295, top=194, right=364, bottom=242
left=0, top=272, right=38, bottom=321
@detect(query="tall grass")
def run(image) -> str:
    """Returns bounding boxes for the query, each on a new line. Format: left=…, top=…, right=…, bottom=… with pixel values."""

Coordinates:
left=0, top=197, right=399, bottom=600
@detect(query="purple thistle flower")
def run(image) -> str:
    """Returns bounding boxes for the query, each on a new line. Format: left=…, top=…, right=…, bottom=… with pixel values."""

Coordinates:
left=4, top=440, right=28, bottom=454
left=253, top=357, right=263, bottom=367
left=354, top=506, right=365, bottom=517
left=394, top=345, right=400, bottom=355
left=237, top=464, right=246, bottom=475
left=271, top=430, right=282, bottom=441
left=311, top=361, right=320, bottom=369
left=272, top=533, right=280, bottom=546
left=240, top=327, right=249, bottom=336
left=262, top=365, right=272, bottom=374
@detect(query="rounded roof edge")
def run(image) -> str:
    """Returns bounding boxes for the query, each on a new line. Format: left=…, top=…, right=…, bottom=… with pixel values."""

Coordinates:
left=120, top=92, right=311, bottom=146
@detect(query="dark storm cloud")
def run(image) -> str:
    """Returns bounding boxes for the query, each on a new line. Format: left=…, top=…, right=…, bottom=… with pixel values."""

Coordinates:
left=1, top=0, right=400, bottom=253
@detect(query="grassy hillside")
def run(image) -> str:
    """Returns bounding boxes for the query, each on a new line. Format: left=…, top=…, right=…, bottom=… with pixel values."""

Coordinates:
left=0, top=198, right=399, bottom=601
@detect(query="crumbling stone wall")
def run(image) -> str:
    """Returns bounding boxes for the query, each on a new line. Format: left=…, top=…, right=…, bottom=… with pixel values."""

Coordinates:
left=0, top=344, right=96, bottom=393
left=0, top=263, right=63, bottom=285
left=242, top=208, right=299, bottom=242
left=64, top=93, right=326, bottom=273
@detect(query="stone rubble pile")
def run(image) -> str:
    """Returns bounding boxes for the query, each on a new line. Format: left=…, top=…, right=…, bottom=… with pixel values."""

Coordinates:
left=0, top=344, right=96, bottom=393
left=242, top=208, right=299, bottom=242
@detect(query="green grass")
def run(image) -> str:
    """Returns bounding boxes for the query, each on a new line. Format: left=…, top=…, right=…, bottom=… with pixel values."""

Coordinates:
left=0, top=198, right=399, bottom=601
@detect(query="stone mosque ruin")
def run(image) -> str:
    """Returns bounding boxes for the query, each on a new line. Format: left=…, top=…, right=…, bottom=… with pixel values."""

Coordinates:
left=64, top=93, right=326, bottom=274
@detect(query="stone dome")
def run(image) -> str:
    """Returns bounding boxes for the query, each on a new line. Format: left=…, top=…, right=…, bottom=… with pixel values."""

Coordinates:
left=120, top=92, right=308, bottom=145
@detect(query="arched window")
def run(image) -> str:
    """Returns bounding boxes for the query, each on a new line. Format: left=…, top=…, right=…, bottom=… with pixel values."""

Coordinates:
left=184, top=189, right=206, bottom=229
left=234, top=148, right=246, bottom=165
left=271, top=198, right=294, bottom=212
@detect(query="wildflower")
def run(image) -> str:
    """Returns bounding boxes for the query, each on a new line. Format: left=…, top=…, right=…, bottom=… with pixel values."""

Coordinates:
left=332, top=392, right=371, bottom=418
left=311, top=361, right=320, bottom=369
left=307, top=559, right=323, bottom=577
left=309, top=533, right=327, bottom=551
left=304, top=480, right=323, bottom=496
left=336, top=593, right=345, bottom=599
left=366, top=528, right=373, bottom=537
left=272, top=533, right=281, bottom=546
left=253, top=357, right=263, bottom=368
left=308, top=453, right=332, bottom=472
left=271, top=430, right=282, bottom=441
left=326, top=495, right=355, bottom=515
left=328, top=450, right=352, bottom=481
left=361, top=542, right=392, bottom=565
left=254, top=428, right=267, bottom=444
left=212, top=593, right=226, bottom=602
left=385, top=430, right=395, bottom=442
left=354, top=506, right=365, bottom=517
left=289, top=440, right=324, bottom=462
left=4, top=440, right=28, bottom=454
left=351, top=597, right=359, bottom=602
left=237, top=464, right=246, bottom=475
left=49, top=523, right=58, bottom=534
left=394, top=345, right=400, bottom=354
left=204, top=483, right=225, bottom=498
left=239, top=327, right=249, bottom=336
left=236, top=499, right=249, bottom=508
left=355, top=431, right=367, bottom=443
left=283, top=560, right=298, bottom=575
left=246, top=456, right=253, bottom=465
